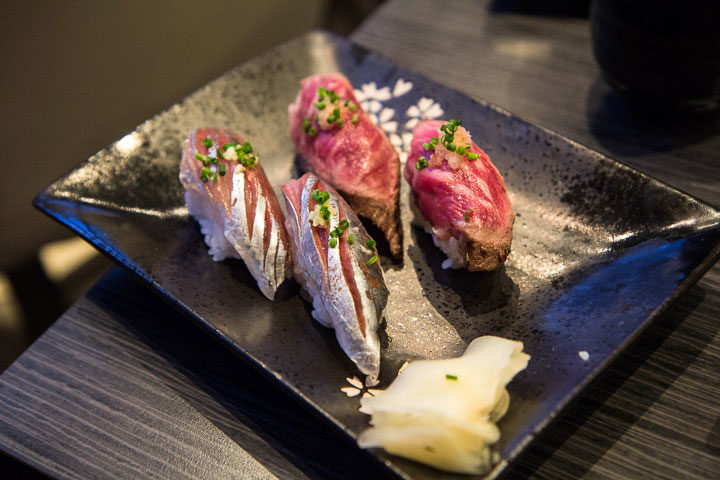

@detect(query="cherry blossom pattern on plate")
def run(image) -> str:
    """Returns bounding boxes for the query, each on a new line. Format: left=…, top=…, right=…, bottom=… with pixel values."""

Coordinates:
left=340, top=375, right=383, bottom=398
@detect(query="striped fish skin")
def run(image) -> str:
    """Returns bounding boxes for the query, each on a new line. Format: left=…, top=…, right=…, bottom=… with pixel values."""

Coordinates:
left=288, top=73, right=403, bottom=262
left=282, top=173, right=388, bottom=383
left=179, top=128, right=291, bottom=300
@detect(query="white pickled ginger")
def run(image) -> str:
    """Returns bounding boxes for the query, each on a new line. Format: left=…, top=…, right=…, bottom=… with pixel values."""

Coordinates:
left=358, top=336, right=529, bottom=474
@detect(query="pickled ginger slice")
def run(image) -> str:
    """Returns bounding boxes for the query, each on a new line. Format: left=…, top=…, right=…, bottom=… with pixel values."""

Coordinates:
left=358, top=336, right=529, bottom=474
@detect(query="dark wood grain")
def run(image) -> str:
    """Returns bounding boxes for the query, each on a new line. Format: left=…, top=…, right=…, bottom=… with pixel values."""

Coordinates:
left=1, top=1, right=719, bottom=479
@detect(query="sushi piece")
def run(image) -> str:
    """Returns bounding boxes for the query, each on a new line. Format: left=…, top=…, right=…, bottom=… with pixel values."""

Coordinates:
left=282, top=172, right=388, bottom=383
left=179, top=128, right=291, bottom=300
left=358, top=336, right=530, bottom=474
left=404, top=120, right=513, bottom=271
left=288, top=73, right=403, bottom=261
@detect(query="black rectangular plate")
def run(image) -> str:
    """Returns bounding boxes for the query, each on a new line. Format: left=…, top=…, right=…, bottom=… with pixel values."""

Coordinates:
left=34, top=31, right=720, bottom=479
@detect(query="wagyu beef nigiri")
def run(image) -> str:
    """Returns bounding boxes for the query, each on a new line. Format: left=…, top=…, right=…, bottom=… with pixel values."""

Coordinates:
left=288, top=73, right=403, bottom=261
left=404, top=120, right=513, bottom=271
left=282, top=172, right=388, bottom=383
left=179, top=128, right=291, bottom=299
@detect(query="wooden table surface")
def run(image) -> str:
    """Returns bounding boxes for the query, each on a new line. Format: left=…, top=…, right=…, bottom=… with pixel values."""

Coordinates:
left=2, top=1, right=719, bottom=478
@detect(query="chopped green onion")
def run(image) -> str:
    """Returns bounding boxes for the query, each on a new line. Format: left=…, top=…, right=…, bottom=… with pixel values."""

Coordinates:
left=211, top=156, right=218, bottom=164
left=464, top=208, right=473, bottom=221
left=465, top=252, right=470, bottom=263
left=317, top=86, right=326, bottom=98
left=200, top=167, right=212, bottom=182
left=218, top=164, right=226, bottom=176
left=422, top=142, right=430, bottom=151
left=212, top=172, right=218, bottom=182
left=329, top=229, right=338, bottom=238
left=416, top=157, right=428, bottom=170
left=308, top=127, right=317, bottom=137
left=222, top=143, right=231, bottom=151
left=329, top=91, right=339, bottom=103
left=338, top=219, right=349, bottom=230
left=447, top=143, right=456, bottom=152
left=336, top=119, right=343, bottom=127
left=195, top=153, right=211, bottom=166
left=466, top=152, right=479, bottom=160
left=446, top=374, right=458, bottom=381
left=302, top=116, right=311, bottom=132
left=242, top=142, right=253, bottom=153
left=319, top=191, right=329, bottom=204
left=320, top=205, right=330, bottom=220
left=202, top=137, right=213, bottom=147
left=327, top=115, right=336, bottom=124
left=456, top=146, right=466, bottom=155
left=314, top=102, right=326, bottom=110
left=366, top=238, right=377, bottom=248
left=217, top=149, right=225, bottom=159
left=344, top=98, right=350, bottom=107
left=329, top=238, right=337, bottom=247
left=431, top=137, right=439, bottom=145
left=366, top=255, right=378, bottom=266
left=352, top=114, right=358, bottom=125
left=348, top=234, right=354, bottom=244
left=312, top=189, right=320, bottom=202
left=348, top=103, right=358, bottom=112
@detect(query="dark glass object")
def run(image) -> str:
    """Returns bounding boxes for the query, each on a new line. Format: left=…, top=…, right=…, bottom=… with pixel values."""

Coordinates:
left=591, top=0, right=720, bottom=114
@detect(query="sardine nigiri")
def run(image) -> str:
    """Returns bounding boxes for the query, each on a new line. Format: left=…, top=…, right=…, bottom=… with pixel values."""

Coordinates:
left=288, top=73, right=403, bottom=261
left=404, top=120, right=513, bottom=271
left=282, top=172, right=388, bottom=383
left=179, top=128, right=291, bottom=299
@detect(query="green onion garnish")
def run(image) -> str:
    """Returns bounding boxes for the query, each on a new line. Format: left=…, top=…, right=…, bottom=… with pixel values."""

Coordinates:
left=348, top=234, right=354, bottom=244
left=366, top=255, right=378, bottom=266
left=352, top=114, right=358, bottom=125
left=312, top=189, right=320, bottom=202
left=446, top=374, right=458, bottom=381
left=344, top=98, right=350, bottom=107
left=366, top=239, right=376, bottom=248
left=336, top=119, right=343, bottom=127
left=327, top=115, right=336, bottom=124
left=329, top=238, right=337, bottom=247
left=348, top=103, right=358, bottom=112
left=302, top=116, right=311, bottom=132
left=242, top=142, right=253, bottom=154
left=464, top=208, right=473, bottom=221
left=329, top=229, right=338, bottom=238
left=308, top=127, right=317, bottom=137
left=218, top=164, right=226, bottom=176
left=314, top=102, right=326, bottom=110
left=466, top=152, right=479, bottom=160
left=317, top=86, right=326, bottom=98
left=422, top=142, right=430, bottom=151
left=202, top=138, right=213, bottom=147
left=338, top=220, right=349, bottom=230
left=319, top=191, right=329, bottom=204
left=416, top=157, right=428, bottom=170
left=320, top=205, right=330, bottom=220
left=465, top=252, right=470, bottom=263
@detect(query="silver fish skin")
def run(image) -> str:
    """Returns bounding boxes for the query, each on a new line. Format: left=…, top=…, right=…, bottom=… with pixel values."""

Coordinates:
left=179, top=128, right=291, bottom=300
left=282, top=172, right=388, bottom=383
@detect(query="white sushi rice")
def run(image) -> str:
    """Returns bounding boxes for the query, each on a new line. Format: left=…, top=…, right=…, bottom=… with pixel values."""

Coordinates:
left=183, top=189, right=239, bottom=261
left=409, top=199, right=465, bottom=269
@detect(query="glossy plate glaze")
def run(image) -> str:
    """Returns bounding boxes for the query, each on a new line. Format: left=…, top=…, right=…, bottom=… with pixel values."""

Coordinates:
left=34, top=31, right=720, bottom=480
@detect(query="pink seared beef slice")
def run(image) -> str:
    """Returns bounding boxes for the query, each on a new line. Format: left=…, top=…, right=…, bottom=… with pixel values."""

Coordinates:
left=404, top=120, right=514, bottom=271
left=288, top=73, right=403, bottom=261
